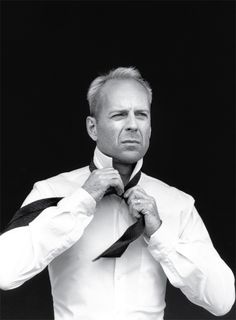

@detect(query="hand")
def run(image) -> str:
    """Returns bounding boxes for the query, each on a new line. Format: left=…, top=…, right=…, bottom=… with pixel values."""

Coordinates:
left=124, top=186, right=162, bottom=237
left=82, top=168, right=124, bottom=202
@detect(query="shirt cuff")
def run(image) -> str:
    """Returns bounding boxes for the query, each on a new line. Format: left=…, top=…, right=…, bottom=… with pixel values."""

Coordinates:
left=57, top=187, right=96, bottom=217
left=148, top=222, right=177, bottom=262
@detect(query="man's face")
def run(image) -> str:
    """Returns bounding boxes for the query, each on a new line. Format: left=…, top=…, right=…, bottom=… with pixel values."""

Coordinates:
left=88, top=79, right=151, bottom=164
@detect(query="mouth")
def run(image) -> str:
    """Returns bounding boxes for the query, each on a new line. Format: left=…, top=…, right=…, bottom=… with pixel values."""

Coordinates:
left=122, top=140, right=140, bottom=144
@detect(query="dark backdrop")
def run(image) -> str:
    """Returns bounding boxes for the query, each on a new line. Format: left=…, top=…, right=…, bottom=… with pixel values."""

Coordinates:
left=1, top=1, right=235, bottom=319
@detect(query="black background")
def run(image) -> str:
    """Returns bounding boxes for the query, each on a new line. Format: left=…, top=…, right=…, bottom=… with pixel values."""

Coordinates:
left=1, top=1, right=235, bottom=319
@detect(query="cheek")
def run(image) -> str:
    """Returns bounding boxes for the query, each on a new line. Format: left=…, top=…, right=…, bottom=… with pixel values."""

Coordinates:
left=97, top=124, right=119, bottom=144
left=148, top=127, right=151, bottom=139
left=142, top=124, right=151, bottom=141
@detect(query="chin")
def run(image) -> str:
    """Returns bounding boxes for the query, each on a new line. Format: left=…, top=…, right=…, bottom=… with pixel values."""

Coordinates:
left=116, top=150, right=143, bottom=164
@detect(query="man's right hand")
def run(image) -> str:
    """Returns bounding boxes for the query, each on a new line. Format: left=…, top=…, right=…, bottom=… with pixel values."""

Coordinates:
left=82, top=168, right=124, bottom=202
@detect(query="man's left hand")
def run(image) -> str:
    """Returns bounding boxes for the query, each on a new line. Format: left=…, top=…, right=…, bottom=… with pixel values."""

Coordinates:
left=124, top=186, right=162, bottom=237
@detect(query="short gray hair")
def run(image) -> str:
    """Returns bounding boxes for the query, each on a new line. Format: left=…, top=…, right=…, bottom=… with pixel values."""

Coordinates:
left=87, top=67, right=152, bottom=117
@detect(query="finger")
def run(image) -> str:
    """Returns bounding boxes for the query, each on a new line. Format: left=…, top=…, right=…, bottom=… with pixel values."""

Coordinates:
left=126, top=192, right=138, bottom=205
left=93, top=170, right=123, bottom=194
left=129, top=201, right=142, bottom=219
left=123, top=186, right=136, bottom=199
left=131, top=188, right=148, bottom=199
left=124, top=186, right=148, bottom=199
left=95, top=168, right=121, bottom=181
left=132, top=198, right=146, bottom=216
left=131, top=198, right=155, bottom=215
left=94, top=168, right=120, bottom=175
left=125, top=190, right=149, bottom=206
left=110, top=176, right=124, bottom=195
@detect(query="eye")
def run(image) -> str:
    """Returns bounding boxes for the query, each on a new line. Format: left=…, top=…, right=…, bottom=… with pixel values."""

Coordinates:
left=111, top=112, right=127, bottom=119
left=136, top=112, right=148, bottom=118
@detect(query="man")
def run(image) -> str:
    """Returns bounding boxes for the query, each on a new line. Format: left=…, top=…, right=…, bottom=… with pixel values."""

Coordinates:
left=0, top=67, right=235, bottom=319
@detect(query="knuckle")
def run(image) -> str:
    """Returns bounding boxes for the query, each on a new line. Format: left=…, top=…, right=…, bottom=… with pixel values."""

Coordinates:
left=148, top=200, right=153, bottom=206
left=137, top=186, right=144, bottom=193
left=130, top=202, right=135, bottom=209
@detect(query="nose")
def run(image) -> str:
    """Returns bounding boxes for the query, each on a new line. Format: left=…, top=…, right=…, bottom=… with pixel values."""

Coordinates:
left=125, top=113, right=138, bottom=131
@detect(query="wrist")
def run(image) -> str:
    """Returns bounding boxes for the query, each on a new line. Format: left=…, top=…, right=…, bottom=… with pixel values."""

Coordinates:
left=81, top=186, right=99, bottom=202
left=145, top=219, right=162, bottom=238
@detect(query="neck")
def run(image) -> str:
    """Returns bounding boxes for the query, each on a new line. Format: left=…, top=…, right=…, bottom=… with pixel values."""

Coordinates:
left=113, top=160, right=135, bottom=186
left=93, top=147, right=142, bottom=186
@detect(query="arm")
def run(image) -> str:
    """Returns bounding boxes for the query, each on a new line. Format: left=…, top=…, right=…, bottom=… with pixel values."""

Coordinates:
left=0, top=181, right=96, bottom=290
left=0, top=167, right=124, bottom=290
left=148, top=203, right=235, bottom=316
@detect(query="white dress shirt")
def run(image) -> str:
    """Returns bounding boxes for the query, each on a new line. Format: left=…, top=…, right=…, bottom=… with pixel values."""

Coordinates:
left=0, top=147, right=235, bottom=320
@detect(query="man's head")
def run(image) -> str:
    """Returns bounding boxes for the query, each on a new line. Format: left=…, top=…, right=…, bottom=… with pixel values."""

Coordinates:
left=86, top=67, right=152, bottom=164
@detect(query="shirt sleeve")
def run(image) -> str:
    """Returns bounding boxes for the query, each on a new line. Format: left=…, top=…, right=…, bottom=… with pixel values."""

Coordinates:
left=0, top=181, right=96, bottom=290
left=147, top=202, right=235, bottom=316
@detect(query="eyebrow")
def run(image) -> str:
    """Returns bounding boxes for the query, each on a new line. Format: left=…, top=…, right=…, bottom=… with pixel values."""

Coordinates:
left=108, top=108, right=150, bottom=115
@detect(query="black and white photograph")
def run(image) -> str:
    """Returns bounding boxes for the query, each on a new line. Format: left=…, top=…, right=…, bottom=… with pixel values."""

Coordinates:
left=0, top=1, right=235, bottom=319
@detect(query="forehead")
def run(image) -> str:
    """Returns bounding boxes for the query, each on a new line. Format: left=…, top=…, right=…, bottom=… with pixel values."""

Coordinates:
left=100, top=79, right=150, bottom=110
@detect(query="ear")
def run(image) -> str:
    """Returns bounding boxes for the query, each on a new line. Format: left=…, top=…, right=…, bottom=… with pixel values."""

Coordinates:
left=86, top=116, right=97, bottom=141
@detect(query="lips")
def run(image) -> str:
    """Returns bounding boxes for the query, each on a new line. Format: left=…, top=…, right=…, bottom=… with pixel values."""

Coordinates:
left=122, top=140, right=140, bottom=144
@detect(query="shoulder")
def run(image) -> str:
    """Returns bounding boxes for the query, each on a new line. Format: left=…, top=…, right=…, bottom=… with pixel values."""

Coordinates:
left=46, top=166, right=90, bottom=184
left=140, top=172, right=195, bottom=210
left=34, top=166, right=90, bottom=197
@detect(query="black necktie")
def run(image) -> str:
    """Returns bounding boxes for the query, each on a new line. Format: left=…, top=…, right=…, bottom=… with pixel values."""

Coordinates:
left=2, top=161, right=145, bottom=261
left=89, top=161, right=145, bottom=261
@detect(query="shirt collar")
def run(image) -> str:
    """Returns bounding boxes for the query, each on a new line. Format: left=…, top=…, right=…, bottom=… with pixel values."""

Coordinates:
left=93, top=147, right=143, bottom=182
